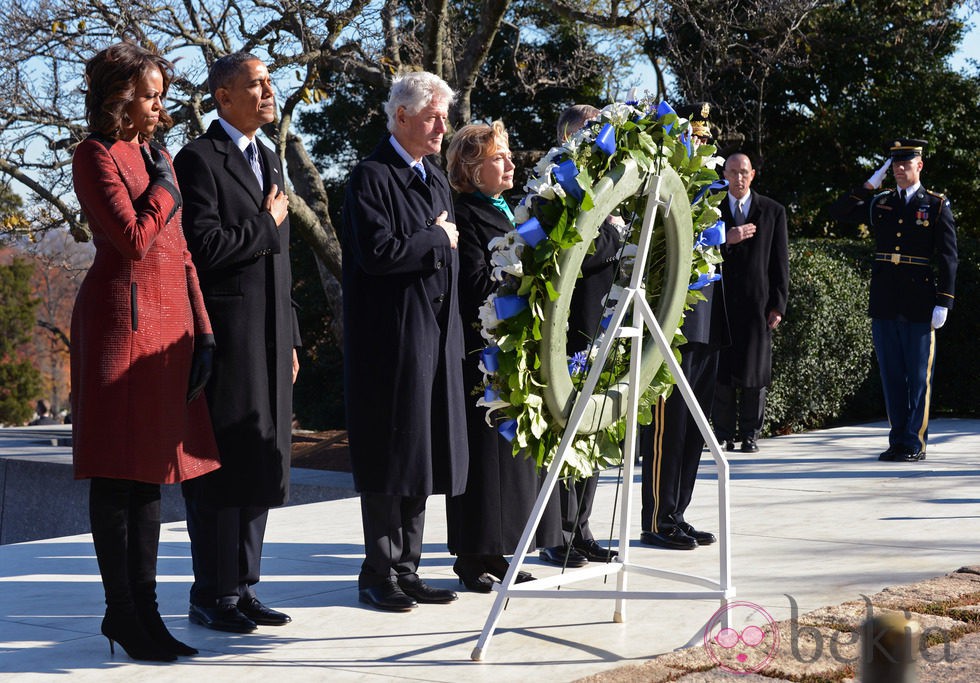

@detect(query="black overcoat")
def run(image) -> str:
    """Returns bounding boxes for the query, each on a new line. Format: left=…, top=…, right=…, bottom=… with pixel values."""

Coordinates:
left=717, top=192, right=789, bottom=387
left=174, top=121, right=301, bottom=508
left=446, top=193, right=561, bottom=554
left=341, top=139, right=468, bottom=496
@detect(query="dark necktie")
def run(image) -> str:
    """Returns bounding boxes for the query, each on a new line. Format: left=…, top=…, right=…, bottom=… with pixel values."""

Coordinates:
left=246, top=141, right=263, bottom=188
left=899, top=188, right=907, bottom=204
left=734, top=201, right=745, bottom=225
left=412, top=162, right=426, bottom=182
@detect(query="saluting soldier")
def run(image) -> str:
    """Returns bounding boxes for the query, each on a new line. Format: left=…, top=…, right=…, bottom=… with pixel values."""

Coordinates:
left=829, top=138, right=958, bottom=462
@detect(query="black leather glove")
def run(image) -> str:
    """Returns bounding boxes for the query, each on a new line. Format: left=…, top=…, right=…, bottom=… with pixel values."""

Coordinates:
left=187, top=334, right=215, bottom=403
left=141, top=144, right=176, bottom=186
left=142, top=144, right=181, bottom=219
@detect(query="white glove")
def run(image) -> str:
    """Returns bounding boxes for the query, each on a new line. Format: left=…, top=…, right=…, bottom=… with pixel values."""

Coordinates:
left=866, top=158, right=892, bottom=189
left=931, top=306, right=948, bottom=330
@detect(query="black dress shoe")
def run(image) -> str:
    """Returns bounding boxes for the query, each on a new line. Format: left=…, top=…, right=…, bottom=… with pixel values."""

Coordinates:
left=893, top=447, right=926, bottom=462
left=573, top=538, right=619, bottom=562
left=358, top=580, right=417, bottom=612
left=741, top=439, right=759, bottom=452
left=397, top=578, right=458, bottom=604
left=677, top=522, right=716, bottom=545
left=878, top=445, right=903, bottom=461
left=724, top=440, right=736, bottom=452
left=453, top=556, right=496, bottom=593
left=639, top=527, right=698, bottom=550
left=480, top=555, right=534, bottom=583
left=188, top=603, right=257, bottom=633
left=538, top=545, right=589, bottom=567
left=238, top=596, right=291, bottom=626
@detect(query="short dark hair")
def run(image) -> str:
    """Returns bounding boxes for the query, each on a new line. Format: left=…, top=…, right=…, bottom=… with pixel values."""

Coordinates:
left=84, top=42, right=174, bottom=140
left=208, top=52, right=262, bottom=112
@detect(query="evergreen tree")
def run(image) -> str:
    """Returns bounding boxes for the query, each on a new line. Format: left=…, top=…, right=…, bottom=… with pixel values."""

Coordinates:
left=0, top=257, right=43, bottom=425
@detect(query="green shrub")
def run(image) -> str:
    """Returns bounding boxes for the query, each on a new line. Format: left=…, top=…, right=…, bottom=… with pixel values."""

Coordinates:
left=765, top=236, right=980, bottom=435
left=931, top=235, right=980, bottom=417
left=765, top=239, right=874, bottom=434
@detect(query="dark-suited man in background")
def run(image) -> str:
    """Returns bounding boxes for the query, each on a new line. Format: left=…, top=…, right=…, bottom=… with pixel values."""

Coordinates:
left=174, top=52, right=301, bottom=633
left=538, top=104, right=622, bottom=569
left=713, top=153, right=789, bottom=453
left=342, top=71, right=468, bottom=612
left=829, top=139, right=957, bottom=462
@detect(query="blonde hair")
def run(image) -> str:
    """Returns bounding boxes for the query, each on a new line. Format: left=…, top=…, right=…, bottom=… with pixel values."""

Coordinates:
left=446, top=120, right=509, bottom=193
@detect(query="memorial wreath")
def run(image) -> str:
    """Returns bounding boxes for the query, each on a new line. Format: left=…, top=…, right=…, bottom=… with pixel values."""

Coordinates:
left=476, top=98, right=728, bottom=480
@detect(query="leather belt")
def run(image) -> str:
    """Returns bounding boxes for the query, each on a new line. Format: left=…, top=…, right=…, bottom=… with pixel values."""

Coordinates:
left=875, top=252, right=930, bottom=266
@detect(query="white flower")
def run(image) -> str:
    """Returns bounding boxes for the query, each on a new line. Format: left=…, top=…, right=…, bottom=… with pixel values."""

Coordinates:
left=526, top=174, right=565, bottom=201
left=533, top=152, right=560, bottom=178
left=600, top=102, right=636, bottom=126
left=478, top=294, right=500, bottom=341
left=476, top=394, right=511, bottom=426
left=513, top=202, right=530, bottom=224
left=703, top=154, right=725, bottom=169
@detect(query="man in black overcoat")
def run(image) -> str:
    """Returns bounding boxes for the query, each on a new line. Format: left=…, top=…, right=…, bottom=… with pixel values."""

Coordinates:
left=174, top=53, right=301, bottom=632
left=342, top=71, right=468, bottom=612
left=538, top=104, right=622, bottom=569
left=713, top=153, right=789, bottom=453
left=829, top=139, right=957, bottom=461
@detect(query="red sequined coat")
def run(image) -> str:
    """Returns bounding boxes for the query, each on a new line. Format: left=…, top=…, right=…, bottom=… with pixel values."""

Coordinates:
left=70, top=134, right=220, bottom=484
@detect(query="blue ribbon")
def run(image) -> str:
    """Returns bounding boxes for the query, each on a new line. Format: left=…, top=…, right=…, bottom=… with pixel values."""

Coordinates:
left=689, top=272, right=722, bottom=290
left=595, top=123, right=616, bottom=156
left=695, top=220, right=726, bottom=248
left=481, top=345, right=500, bottom=372
left=484, top=385, right=499, bottom=402
left=553, top=159, right=584, bottom=201
left=516, top=217, right=547, bottom=247
left=498, top=418, right=518, bottom=442
left=679, top=131, right=693, bottom=158
left=690, top=179, right=730, bottom=206
left=494, top=294, right=529, bottom=320
left=656, top=101, right=677, bottom=133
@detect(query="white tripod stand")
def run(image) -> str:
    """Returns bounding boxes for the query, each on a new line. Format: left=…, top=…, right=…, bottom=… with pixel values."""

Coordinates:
left=471, top=173, right=735, bottom=661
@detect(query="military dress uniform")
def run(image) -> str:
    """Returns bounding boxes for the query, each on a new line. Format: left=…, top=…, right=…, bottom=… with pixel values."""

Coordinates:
left=829, top=140, right=957, bottom=459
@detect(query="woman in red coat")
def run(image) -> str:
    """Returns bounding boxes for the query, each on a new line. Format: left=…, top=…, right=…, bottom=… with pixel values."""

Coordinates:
left=71, top=43, right=220, bottom=662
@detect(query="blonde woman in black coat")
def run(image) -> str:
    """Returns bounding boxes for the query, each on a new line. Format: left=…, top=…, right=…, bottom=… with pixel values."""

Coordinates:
left=445, top=121, right=562, bottom=591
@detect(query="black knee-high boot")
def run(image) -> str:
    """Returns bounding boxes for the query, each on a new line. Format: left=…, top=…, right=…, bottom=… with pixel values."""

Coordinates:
left=127, top=482, right=197, bottom=656
left=89, top=477, right=175, bottom=662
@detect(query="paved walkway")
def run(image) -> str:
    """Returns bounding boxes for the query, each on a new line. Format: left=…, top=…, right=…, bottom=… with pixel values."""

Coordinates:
left=1, top=418, right=978, bottom=681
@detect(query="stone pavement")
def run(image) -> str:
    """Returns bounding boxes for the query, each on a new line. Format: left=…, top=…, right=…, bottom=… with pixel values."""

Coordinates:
left=1, top=418, right=978, bottom=682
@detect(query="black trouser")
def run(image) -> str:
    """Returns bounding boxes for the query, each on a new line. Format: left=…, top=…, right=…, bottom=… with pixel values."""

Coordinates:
left=639, top=343, right=718, bottom=532
left=184, top=496, right=268, bottom=608
left=558, top=474, right=598, bottom=546
left=712, top=384, right=766, bottom=442
left=358, top=492, right=427, bottom=589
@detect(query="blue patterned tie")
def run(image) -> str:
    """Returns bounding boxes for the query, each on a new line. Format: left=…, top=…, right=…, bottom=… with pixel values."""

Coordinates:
left=246, top=141, right=263, bottom=188
left=412, top=162, right=426, bottom=182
